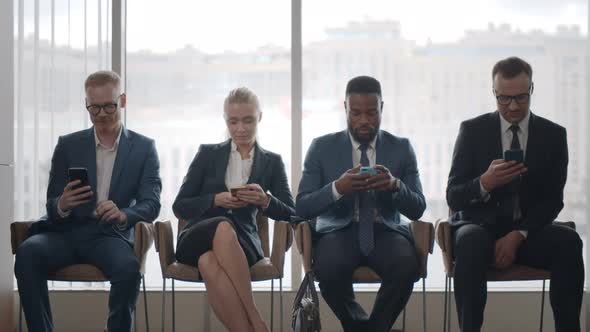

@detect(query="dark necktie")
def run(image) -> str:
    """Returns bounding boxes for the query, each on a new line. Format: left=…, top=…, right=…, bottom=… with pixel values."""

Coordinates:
left=507, top=124, right=521, bottom=221
left=358, top=143, right=374, bottom=256
left=510, top=124, right=521, bottom=150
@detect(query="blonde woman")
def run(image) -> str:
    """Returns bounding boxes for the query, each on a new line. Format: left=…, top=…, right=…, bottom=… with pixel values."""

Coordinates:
left=173, top=87, right=294, bottom=332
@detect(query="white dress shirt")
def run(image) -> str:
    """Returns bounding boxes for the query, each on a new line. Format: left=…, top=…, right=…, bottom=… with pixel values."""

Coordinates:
left=95, top=127, right=122, bottom=204
left=480, top=111, right=530, bottom=237
left=225, top=141, right=254, bottom=189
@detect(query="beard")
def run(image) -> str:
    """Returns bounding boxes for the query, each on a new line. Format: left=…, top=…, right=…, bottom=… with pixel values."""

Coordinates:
left=348, top=122, right=379, bottom=144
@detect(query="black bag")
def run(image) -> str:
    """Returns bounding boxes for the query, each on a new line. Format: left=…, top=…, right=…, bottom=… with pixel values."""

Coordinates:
left=291, top=272, right=322, bottom=332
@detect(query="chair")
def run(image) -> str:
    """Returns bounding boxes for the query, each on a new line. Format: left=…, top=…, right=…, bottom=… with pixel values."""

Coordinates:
left=435, top=219, right=576, bottom=332
left=154, top=213, right=293, bottom=332
left=11, top=220, right=155, bottom=332
left=294, top=220, right=435, bottom=332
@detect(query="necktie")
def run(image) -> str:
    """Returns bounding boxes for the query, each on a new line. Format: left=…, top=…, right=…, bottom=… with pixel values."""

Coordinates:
left=508, top=124, right=521, bottom=221
left=358, top=143, right=374, bottom=256
left=509, top=124, right=521, bottom=150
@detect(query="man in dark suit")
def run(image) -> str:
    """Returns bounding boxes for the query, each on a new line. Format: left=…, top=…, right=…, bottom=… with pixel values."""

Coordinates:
left=447, top=56, right=584, bottom=332
left=14, top=70, right=162, bottom=332
left=297, top=76, right=426, bottom=332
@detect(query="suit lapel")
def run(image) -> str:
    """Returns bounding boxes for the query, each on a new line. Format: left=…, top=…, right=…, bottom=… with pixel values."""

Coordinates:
left=339, top=130, right=354, bottom=169
left=85, top=128, right=98, bottom=192
left=492, top=112, right=503, bottom=159
left=108, top=128, right=133, bottom=198
left=524, top=112, right=537, bottom=165
left=218, top=140, right=232, bottom=191
left=375, top=131, right=389, bottom=167
left=248, top=143, right=268, bottom=185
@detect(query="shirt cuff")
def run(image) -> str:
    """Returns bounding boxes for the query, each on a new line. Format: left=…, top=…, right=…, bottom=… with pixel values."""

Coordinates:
left=261, top=193, right=272, bottom=211
left=479, top=180, right=491, bottom=202
left=56, top=197, right=71, bottom=218
left=331, top=181, right=343, bottom=201
left=518, top=230, right=528, bottom=239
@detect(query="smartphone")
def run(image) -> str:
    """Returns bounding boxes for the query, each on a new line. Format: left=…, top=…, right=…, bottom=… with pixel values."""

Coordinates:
left=359, top=166, right=377, bottom=176
left=68, top=167, right=90, bottom=189
left=504, top=149, right=524, bottom=163
left=230, top=186, right=249, bottom=197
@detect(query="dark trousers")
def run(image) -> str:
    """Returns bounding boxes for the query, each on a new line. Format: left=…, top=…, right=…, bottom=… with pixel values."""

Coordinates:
left=453, top=223, right=584, bottom=332
left=14, top=222, right=141, bottom=332
left=313, top=223, right=418, bottom=332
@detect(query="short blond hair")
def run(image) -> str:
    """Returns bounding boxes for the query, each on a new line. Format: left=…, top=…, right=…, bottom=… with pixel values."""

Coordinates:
left=84, top=70, right=121, bottom=90
left=223, top=87, right=261, bottom=113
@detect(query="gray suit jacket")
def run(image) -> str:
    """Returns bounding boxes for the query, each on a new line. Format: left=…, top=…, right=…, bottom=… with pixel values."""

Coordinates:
left=296, top=130, right=426, bottom=241
left=33, top=127, right=162, bottom=241
left=173, top=140, right=295, bottom=256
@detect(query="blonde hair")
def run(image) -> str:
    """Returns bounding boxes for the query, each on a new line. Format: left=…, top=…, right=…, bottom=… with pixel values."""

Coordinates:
left=84, top=70, right=121, bottom=91
left=223, top=87, right=261, bottom=114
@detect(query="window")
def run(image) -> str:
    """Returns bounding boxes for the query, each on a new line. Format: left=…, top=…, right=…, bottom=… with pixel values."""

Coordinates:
left=126, top=0, right=292, bottom=289
left=13, top=0, right=112, bottom=289
left=12, top=0, right=588, bottom=292
left=301, top=0, right=588, bottom=290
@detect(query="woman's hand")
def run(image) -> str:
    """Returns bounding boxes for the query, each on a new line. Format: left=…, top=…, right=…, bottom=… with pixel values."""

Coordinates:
left=214, top=192, right=249, bottom=209
left=235, top=184, right=271, bottom=208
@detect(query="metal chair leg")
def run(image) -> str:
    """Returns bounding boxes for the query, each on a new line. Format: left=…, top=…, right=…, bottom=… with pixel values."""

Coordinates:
left=422, top=278, right=427, bottom=332
left=19, top=299, right=23, bottom=332
left=280, top=277, right=284, bottom=332
left=443, top=276, right=448, bottom=332
left=143, top=275, right=150, bottom=332
left=270, top=279, right=275, bottom=332
left=172, top=279, right=176, bottom=332
left=134, top=305, right=137, bottom=332
left=447, top=277, right=452, bottom=332
left=161, top=278, right=166, bottom=332
left=402, top=307, right=406, bottom=331
left=539, top=279, right=546, bottom=332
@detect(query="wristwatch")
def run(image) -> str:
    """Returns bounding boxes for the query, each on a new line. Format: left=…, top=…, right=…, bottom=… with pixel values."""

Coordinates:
left=393, top=178, right=401, bottom=192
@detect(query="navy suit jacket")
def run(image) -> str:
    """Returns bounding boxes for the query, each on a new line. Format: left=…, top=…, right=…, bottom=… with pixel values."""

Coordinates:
left=32, top=127, right=162, bottom=241
left=172, top=140, right=295, bottom=256
left=446, top=111, right=568, bottom=233
left=296, top=130, right=426, bottom=241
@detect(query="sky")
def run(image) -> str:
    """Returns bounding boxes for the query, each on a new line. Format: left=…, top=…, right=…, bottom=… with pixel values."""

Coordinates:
left=18, top=0, right=588, bottom=53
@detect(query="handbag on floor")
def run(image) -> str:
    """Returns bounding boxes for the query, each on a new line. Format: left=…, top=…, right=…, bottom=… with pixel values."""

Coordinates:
left=291, top=271, right=322, bottom=332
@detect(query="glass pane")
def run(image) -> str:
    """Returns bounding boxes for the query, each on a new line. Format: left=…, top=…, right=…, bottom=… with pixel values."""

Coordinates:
left=14, top=0, right=112, bottom=289
left=302, top=0, right=588, bottom=290
left=127, top=0, right=292, bottom=289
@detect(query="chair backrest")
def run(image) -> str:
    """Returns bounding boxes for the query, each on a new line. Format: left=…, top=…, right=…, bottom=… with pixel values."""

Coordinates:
left=10, top=221, right=33, bottom=254
left=154, top=221, right=176, bottom=275
left=177, top=212, right=271, bottom=258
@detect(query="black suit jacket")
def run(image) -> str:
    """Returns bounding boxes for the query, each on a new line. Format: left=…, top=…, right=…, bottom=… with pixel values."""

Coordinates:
left=446, top=111, right=568, bottom=234
left=173, top=140, right=295, bottom=255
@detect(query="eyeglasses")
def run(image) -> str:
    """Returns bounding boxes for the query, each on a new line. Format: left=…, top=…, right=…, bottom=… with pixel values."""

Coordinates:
left=493, top=83, right=534, bottom=106
left=85, top=95, right=122, bottom=115
left=494, top=93, right=531, bottom=105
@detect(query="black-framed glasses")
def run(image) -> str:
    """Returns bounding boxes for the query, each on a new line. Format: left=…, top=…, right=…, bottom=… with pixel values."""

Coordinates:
left=494, top=92, right=531, bottom=105
left=493, top=83, right=534, bottom=106
left=85, top=95, right=122, bottom=115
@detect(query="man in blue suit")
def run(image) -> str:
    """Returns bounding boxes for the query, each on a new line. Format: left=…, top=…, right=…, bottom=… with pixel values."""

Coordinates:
left=296, top=76, right=426, bottom=332
left=14, top=70, right=162, bottom=332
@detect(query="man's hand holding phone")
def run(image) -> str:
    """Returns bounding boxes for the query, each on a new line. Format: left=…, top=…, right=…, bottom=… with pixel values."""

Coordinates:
left=58, top=167, right=93, bottom=213
left=366, top=165, right=400, bottom=192
left=57, top=180, right=93, bottom=212
left=480, top=154, right=527, bottom=192
left=334, top=165, right=372, bottom=195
